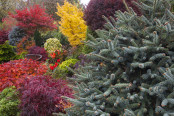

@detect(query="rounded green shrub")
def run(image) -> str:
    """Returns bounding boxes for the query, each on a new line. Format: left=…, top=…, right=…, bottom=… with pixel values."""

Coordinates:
left=0, top=86, right=20, bottom=116
left=44, top=38, right=62, bottom=53
left=59, top=59, right=79, bottom=73
left=0, top=41, right=16, bottom=63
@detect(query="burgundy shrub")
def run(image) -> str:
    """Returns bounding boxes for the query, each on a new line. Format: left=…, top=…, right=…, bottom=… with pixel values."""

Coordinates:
left=84, top=0, right=141, bottom=31
left=28, top=46, right=48, bottom=61
left=0, top=30, right=8, bottom=44
left=19, top=75, right=73, bottom=116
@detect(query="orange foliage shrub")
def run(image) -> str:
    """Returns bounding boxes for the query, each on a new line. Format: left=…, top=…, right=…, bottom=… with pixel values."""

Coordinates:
left=0, top=59, right=48, bottom=91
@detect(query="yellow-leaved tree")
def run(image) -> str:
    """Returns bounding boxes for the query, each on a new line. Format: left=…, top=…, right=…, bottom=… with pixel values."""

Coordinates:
left=56, top=0, right=87, bottom=46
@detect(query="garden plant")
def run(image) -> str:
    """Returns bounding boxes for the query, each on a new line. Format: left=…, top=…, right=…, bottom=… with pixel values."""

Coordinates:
left=0, top=0, right=174, bottom=116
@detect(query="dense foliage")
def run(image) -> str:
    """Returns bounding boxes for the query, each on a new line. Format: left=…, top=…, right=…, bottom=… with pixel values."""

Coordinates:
left=44, top=38, right=62, bottom=54
left=19, top=75, right=73, bottom=116
left=33, top=29, right=45, bottom=47
left=49, top=27, right=70, bottom=46
left=52, top=58, right=78, bottom=78
left=0, top=86, right=20, bottom=116
left=0, top=58, right=47, bottom=91
left=84, top=0, right=141, bottom=31
left=8, top=26, right=26, bottom=46
left=63, top=0, right=174, bottom=115
left=16, top=36, right=35, bottom=55
left=1, top=0, right=174, bottom=116
left=0, top=41, right=16, bottom=63
left=11, top=5, right=57, bottom=35
left=44, top=0, right=76, bottom=20
left=0, top=30, right=8, bottom=44
left=56, top=1, right=87, bottom=46
left=49, top=49, right=67, bottom=62
left=59, top=58, right=78, bottom=73
left=1, top=15, right=18, bottom=31
left=28, top=46, right=48, bottom=61
left=0, top=0, right=22, bottom=21
left=74, top=54, right=90, bottom=69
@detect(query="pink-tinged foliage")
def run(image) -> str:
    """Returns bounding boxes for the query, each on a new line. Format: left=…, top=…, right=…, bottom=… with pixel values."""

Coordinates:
left=28, top=46, right=48, bottom=61
left=18, top=75, right=73, bottom=116
left=84, top=0, right=141, bottom=31
left=0, top=30, right=8, bottom=44
left=10, top=5, right=57, bottom=35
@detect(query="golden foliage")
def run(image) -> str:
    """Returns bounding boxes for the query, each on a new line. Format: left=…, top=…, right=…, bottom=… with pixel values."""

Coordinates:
left=56, top=0, right=87, bottom=46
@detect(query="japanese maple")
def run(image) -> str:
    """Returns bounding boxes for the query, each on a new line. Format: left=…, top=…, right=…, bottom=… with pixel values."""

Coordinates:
left=0, top=30, right=8, bottom=44
left=0, top=59, right=48, bottom=91
left=28, top=46, right=48, bottom=61
left=10, top=5, right=57, bottom=35
left=18, top=75, right=73, bottom=116
left=2, top=15, right=18, bottom=31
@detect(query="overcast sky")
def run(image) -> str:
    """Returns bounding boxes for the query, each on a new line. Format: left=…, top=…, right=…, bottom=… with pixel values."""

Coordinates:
left=80, top=0, right=90, bottom=5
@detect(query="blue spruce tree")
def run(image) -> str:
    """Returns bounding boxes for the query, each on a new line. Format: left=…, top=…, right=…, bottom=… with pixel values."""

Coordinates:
left=55, top=0, right=174, bottom=115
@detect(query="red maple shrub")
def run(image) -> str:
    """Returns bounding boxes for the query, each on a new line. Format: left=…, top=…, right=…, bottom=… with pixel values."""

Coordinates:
left=84, top=0, right=141, bottom=31
left=0, top=30, right=8, bottom=44
left=18, top=75, right=73, bottom=116
left=0, top=59, right=47, bottom=91
left=10, top=5, right=57, bottom=35
left=2, top=15, right=18, bottom=31
left=28, top=46, right=48, bottom=61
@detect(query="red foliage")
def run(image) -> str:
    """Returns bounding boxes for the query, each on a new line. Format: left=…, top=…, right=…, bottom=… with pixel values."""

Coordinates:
left=0, top=30, right=8, bottom=44
left=48, top=49, right=67, bottom=71
left=10, top=5, right=57, bottom=35
left=49, top=59, right=61, bottom=71
left=0, top=59, right=48, bottom=91
left=84, top=0, right=141, bottom=31
left=18, top=75, right=73, bottom=116
left=2, top=15, right=18, bottom=31
left=28, top=46, right=48, bottom=61
left=49, top=50, right=67, bottom=62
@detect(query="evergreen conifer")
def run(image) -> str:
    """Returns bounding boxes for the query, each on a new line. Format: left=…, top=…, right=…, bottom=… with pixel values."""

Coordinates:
left=58, top=0, right=174, bottom=115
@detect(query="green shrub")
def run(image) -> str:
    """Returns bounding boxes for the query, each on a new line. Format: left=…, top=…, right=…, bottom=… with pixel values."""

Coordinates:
left=59, top=59, right=78, bottom=73
left=0, top=41, right=17, bottom=63
left=81, top=27, right=96, bottom=54
left=52, top=67, right=67, bottom=79
left=51, top=27, right=70, bottom=46
left=0, top=22, right=3, bottom=29
left=41, top=27, right=70, bottom=47
left=33, top=30, right=43, bottom=47
left=0, top=86, right=20, bottom=116
left=15, top=51, right=28, bottom=60
left=44, top=38, right=62, bottom=54
left=53, top=59, right=78, bottom=78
